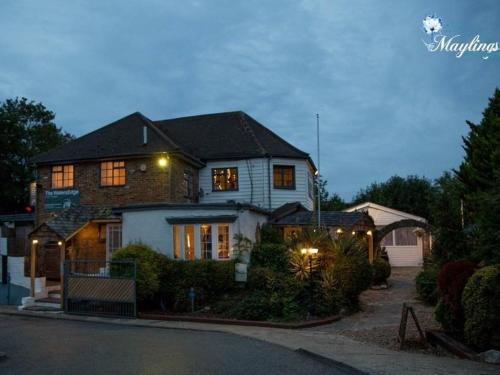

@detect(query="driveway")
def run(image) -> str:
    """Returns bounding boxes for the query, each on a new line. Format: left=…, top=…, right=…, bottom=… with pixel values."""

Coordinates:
left=0, top=315, right=355, bottom=375
left=308, top=267, right=439, bottom=351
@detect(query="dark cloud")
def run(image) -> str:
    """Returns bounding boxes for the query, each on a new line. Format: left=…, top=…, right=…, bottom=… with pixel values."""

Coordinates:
left=1, top=0, right=498, bottom=199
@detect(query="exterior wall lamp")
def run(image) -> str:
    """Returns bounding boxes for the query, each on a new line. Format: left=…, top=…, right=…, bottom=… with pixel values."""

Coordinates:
left=32, top=239, right=38, bottom=245
left=157, top=156, right=168, bottom=168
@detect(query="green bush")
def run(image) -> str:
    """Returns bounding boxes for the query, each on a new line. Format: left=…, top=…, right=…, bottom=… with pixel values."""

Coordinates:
left=251, top=243, right=290, bottom=272
left=112, top=242, right=164, bottom=303
left=159, top=260, right=236, bottom=311
left=372, top=258, right=391, bottom=285
left=435, top=260, right=476, bottom=333
left=331, top=255, right=373, bottom=307
left=463, top=265, right=500, bottom=349
left=229, top=291, right=271, bottom=320
left=415, top=266, right=439, bottom=305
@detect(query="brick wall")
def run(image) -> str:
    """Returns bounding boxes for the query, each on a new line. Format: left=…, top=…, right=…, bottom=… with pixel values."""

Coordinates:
left=36, top=156, right=199, bottom=225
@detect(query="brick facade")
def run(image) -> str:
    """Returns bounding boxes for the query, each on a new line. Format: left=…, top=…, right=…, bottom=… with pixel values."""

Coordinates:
left=36, top=155, right=199, bottom=225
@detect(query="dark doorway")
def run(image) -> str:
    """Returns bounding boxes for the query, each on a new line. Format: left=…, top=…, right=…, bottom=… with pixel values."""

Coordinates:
left=44, top=241, right=61, bottom=280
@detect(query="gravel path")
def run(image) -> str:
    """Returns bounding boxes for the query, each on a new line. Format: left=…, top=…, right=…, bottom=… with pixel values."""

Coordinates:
left=308, top=267, right=446, bottom=355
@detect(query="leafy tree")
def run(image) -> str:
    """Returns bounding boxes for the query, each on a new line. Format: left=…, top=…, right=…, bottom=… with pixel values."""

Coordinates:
left=0, top=97, right=73, bottom=213
left=318, top=179, right=348, bottom=211
left=430, top=172, right=470, bottom=263
left=352, top=175, right=435, bottom=220
left=456, top=88, right=500, bottom=263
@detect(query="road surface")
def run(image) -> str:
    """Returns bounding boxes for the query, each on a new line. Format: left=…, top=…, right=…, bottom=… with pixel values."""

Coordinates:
left=0, top=315, right=359, bottom=374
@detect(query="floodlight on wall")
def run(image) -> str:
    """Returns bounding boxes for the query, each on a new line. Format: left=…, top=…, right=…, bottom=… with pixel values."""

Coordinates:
left=32, top=239, right=38, bottom=245
left=158, top=156, right=168, bottom=168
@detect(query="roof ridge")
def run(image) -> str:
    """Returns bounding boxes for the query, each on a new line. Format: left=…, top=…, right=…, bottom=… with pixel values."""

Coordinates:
left=238, top=112, right=267, bottom=156
left=154, top=110, right=242, bottom=124
left=135, top=112, right=180, bottom=150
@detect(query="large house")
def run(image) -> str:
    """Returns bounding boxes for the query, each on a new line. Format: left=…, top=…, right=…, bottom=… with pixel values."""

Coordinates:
left=24, top=111, right=374, bottom=297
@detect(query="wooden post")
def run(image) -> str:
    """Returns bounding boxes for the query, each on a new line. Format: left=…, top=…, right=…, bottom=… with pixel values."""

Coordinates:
left=30, top=240, right=38, bottom=297
left=59, top=240, right=65, bottom=309
left=368, top=231, right=374, bottom=264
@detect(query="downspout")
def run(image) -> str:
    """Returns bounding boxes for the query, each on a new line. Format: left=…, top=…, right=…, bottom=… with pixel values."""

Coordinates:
left=267, top=155, right=272, bottom=211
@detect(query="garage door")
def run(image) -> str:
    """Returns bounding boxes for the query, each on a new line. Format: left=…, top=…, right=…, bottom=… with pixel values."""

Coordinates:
left=386, top=246, right=422, bottom=267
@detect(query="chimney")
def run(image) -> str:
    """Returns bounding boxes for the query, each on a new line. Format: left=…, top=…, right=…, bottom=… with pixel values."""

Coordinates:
left=143, top=126, right=148, bottom=145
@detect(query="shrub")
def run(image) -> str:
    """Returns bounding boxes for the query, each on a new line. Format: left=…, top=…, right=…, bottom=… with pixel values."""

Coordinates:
left=435, top=260, right=476, bottom=333
left=415, top=266, right=439, bottom=305
left=112, top=242, right=163, bottom=303
left=331, top=255, right=372, bottom=307
left=158, top=260, right=236, bottom=311
left=251, top=243, right=290, bottom=272
left=463, top=265, right=500, bottom=349
left=372, top=257, right=391, bottom=285
left=229, top=291, right=271, bottom=320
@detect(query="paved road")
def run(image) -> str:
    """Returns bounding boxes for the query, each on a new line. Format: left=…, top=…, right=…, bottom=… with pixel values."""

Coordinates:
left=0, top=315, right=357, bottom=375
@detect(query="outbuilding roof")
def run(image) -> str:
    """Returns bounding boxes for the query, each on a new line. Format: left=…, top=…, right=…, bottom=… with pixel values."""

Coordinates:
left=271, top=210, right=373, bottom=228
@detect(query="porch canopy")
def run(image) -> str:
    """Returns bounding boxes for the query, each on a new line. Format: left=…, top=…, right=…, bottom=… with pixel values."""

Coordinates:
left=27, top=206, right=120, bottom=281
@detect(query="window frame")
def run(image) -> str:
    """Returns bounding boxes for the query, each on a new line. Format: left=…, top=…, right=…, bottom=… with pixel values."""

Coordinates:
left=200, top=224, right=212, bottom=260
left=51, top=164, right=74, bottom=189
left=106, top=223, right=122, bottom=260
left=211, top=167, right=239, bottom=192
left=183, top=170, right=194, bottom=199
left=100, top=161, right=126, bottom=187
left=217, top=224, right=230, bottom=259
left=273, top=165, right=296, bottom=190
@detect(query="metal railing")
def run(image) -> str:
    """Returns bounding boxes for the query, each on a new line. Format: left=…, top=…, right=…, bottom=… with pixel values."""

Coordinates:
left=64, top=260, right=136, bottom=318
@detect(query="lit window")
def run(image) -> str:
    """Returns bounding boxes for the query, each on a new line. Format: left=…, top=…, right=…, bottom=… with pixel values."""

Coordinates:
left=273, top=165, right=295, bottom=189
left=101, top=161, right=125, bottom=186
left=184, top=225, right=195, bottom=260
left=52, top=165, right=74, bottom=188
left=217, top=224, right=229, bottom=259
left=173, top=225, right=181, bottom=259
left=183, top=171, right=194, bottom=199
left=212, top=168, right=238, bottom=191
left=200, top=225, right=212, bottom=260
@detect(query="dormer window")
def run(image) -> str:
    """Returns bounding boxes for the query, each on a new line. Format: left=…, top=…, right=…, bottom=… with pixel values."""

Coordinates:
left=52, top=165, right=74, bottom=188
left=273, top=165, right=295, bottom=189
left=212, top=168, right=238, bottom=191
left=101, top=161, right=126, bottom=186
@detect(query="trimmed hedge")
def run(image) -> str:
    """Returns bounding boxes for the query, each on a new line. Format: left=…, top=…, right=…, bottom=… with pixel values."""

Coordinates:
left=462, top=265, right=500, bottom=349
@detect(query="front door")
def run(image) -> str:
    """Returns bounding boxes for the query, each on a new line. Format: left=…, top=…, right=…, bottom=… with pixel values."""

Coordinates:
left=44, top=242, right=61, bottom=280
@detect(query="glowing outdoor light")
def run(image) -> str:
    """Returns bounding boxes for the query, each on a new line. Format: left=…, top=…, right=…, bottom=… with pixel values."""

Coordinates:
left=158, top=156, right=168, bottom=168
left=352, top=231, right=356, bottom=235
left=58, top=241, right=63, bottom=246
left=301, top=248, right=318, bottom=255
left=336, top=228, right=343, bottom=234
left=366, top=230, right=373, bottom=236
left=32, top=239, right=38, bottom=244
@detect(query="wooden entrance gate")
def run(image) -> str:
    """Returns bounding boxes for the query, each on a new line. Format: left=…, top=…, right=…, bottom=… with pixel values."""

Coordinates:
left=63, top=260, right=136, bottom=318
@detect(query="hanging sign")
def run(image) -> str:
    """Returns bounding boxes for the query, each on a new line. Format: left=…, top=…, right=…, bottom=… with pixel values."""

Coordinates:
left=44, top=189, right=80, bottom=210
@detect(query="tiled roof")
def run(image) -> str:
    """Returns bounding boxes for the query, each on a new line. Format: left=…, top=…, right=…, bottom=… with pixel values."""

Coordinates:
left=32, top=111, right=310, bottom=165
left=155, top=111, right=309, bottom=161
left=44, top=206, right=117, bottom=239
left=271, top=210, right=372, bottom=227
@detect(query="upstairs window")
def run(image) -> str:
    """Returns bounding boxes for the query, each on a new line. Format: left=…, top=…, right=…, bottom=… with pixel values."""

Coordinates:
left=183, top=171, right=194, bottom=199
left=273, top=165, right=295, bottom=189
left=212, top=168, right=238, bottom=191
left=52, top=165, right=74, bottom=188
left=101, top=161, right=125, bottom=186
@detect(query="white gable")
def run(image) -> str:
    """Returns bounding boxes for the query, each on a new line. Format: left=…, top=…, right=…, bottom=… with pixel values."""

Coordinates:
left=344, top=202, right=426, bottom=227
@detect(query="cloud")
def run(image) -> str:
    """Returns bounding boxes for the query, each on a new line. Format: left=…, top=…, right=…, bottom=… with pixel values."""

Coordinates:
left=0, top=0, right=498, bottom=199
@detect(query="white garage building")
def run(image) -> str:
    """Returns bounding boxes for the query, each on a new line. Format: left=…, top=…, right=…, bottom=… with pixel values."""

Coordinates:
left=345, top=202, right=431, bottom=267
